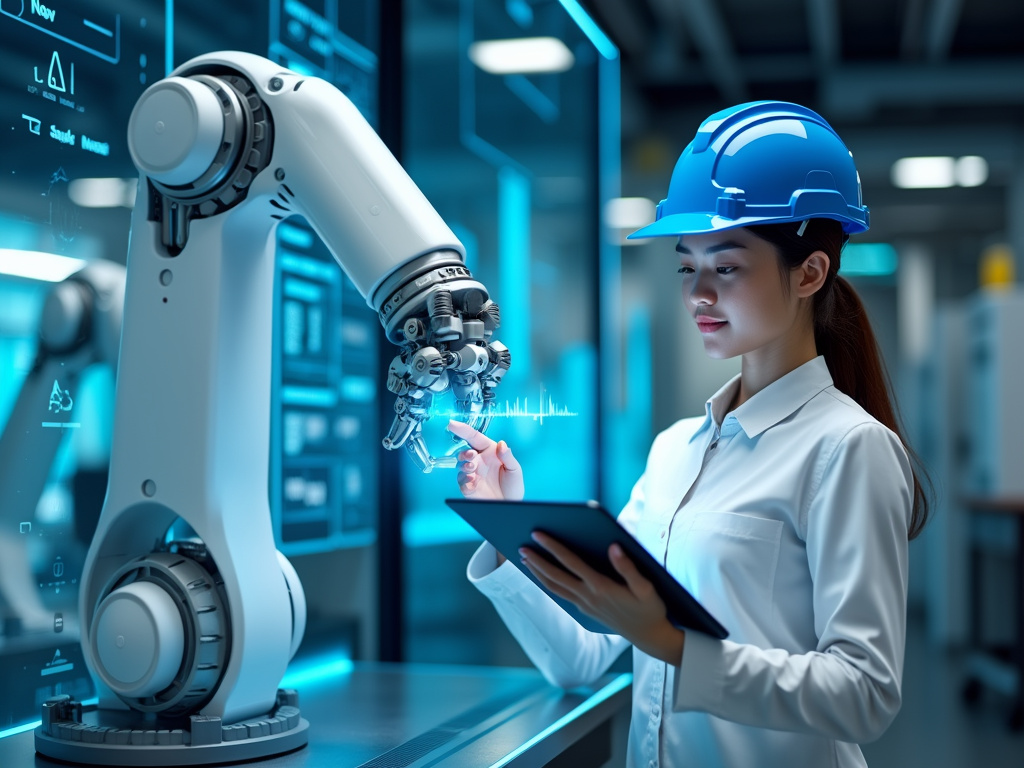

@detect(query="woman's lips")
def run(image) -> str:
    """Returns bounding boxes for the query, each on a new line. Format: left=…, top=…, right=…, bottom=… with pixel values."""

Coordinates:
left=696, top=318, right=727, bottom=334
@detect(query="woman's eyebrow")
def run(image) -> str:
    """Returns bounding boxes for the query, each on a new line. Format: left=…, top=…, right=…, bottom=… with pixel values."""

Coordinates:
left=675, top=240, right=748, bottom=255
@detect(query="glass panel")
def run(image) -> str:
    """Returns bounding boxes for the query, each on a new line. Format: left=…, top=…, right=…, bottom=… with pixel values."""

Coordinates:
left=267, top=0, right=382, bottom=554
left=401, top=0, right=622, bottom=663
left=0, top=1, right=171, bottom=733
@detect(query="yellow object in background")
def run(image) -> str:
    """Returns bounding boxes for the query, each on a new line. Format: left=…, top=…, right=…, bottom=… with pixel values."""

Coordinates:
left=979, top=244, right=1015, bottom=290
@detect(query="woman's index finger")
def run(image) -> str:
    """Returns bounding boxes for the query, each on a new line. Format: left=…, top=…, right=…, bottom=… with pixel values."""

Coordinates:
left=447, top=419, right=495, bottom=452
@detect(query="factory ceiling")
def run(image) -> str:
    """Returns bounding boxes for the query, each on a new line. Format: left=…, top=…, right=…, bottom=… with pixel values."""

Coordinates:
left=584, top=0, right=1024, bottom=252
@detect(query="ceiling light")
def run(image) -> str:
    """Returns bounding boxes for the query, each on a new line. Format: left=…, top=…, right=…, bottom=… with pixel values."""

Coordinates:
left=604, top=197, right=656, bottom=229
left=0, top=249, right=87, bottom=282
left=604, top=197, right=656, bottom=246
left=891, top=155, right=988, bottom=189
left=954, top=155, right=988, bottom=187
left=468, top=37, right=575, bottom=75
left=891, top=157, right=955, bottom=189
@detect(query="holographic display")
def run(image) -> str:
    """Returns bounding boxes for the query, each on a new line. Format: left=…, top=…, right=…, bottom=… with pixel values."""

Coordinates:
left=429, top=385, right=579, bottom=425
left=271, top=219, right=379, bottom=552
left=0, top=0, right=166, bottom=736
left=0, top=0, right=383, bottom=737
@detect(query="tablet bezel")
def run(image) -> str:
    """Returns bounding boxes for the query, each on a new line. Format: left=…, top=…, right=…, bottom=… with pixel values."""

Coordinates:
left=446, top=497, right=728, bottom=639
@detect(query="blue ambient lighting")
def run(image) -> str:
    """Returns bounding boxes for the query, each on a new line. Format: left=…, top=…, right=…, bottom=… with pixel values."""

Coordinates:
left=341, top=376, right=375, bottom=403
left=165, top=0, right=173, bottom=75
left=506, top=0, right=533, bottom=28
left=487, top=673, right=633, bottom=767
left=597, top=41, right=624, bottom=506
left=281, top=385, right=337, bottom=407
left=280, top=655, right=354, bottom=689
left=0, top=699, right=96, bottom=741
left=283, top=277, right=324, bottom=303
left=0, top=720, right=41, bottom=739
left=280, top=253, right=336, bottom=282
left=498, top=166, right=532, bottom=379
left=279, top=222, right=316, bottom=249
left=403, top=508, right=480, bottom=547
left=840, top=243, right=898, bottom=277
left=556, top=0, right=618, bottom=60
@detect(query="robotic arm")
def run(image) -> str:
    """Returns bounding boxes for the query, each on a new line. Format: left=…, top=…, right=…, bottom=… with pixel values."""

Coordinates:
left=258, top=68, right=511, bottom=467
left=128, top=54, right=509, bottom=471
left=39, top=52, right=510, bottom=764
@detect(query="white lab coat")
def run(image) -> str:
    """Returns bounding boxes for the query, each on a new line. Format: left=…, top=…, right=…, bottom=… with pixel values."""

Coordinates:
left=467, top=356, right=913, bottom=768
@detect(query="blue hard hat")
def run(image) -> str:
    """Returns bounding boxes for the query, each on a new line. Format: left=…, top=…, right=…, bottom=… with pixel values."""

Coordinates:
left=628, top=101, right=869, bottom=239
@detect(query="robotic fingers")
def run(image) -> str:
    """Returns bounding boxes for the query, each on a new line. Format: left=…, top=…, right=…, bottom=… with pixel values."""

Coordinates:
left=383, top=286, right=511, bottom=471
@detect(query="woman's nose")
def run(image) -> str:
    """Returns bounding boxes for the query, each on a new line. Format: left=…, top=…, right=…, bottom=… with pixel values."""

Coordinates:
left=687, top=273, right=716, bottom=306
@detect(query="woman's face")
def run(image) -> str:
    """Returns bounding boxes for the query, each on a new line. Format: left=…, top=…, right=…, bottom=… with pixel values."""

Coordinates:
left=676, top=228, right=809, bottom=360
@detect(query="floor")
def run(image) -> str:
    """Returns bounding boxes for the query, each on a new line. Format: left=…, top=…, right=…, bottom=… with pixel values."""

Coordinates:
left=861, top=612, right=1024, bottom=768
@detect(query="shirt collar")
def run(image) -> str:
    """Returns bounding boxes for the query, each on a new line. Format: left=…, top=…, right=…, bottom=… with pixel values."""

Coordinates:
left=698, top=356, right=835, bottom=440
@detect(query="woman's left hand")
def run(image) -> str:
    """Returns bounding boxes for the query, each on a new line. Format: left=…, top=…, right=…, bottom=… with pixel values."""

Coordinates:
left=521, top=532, right=686, bottom=665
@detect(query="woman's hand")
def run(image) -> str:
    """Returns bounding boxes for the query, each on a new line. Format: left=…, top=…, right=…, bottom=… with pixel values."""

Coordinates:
left=521, top=532, right=686, bottom=665
left=448, top=420, right=524, bottom=501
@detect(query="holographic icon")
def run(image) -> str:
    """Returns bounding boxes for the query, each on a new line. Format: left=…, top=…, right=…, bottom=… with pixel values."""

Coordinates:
left=22, top=113, right=41, bottom=135
left=48, top=379, right=73, bottom=413
left=20, top=521, right=32, bottom=533
left=33, top=51, right=74, bottom=95
left=53, top=558, right=64, bottom=578
left=47, top=50, right=65, bottom=92
left=42, top=648, right=74, bottom=676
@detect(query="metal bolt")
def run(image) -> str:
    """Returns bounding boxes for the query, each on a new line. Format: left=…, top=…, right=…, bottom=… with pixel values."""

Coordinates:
left=274, top=168, right=285, bottom=181
left=269, top=77, right=284, bottom=92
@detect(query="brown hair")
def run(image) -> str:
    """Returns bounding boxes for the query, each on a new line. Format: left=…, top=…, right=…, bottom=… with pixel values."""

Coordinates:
left=747, top=218, right=931, bottom=540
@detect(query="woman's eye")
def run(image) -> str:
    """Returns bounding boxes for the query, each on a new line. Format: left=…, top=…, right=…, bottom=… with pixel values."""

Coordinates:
left=677, top=266, right=694, bottom=274
left=717, top=266, right=736, bottom=275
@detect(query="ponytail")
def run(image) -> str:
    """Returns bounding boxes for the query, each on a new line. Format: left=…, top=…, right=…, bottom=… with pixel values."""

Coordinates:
left=748, top=219, right=931, bottom=540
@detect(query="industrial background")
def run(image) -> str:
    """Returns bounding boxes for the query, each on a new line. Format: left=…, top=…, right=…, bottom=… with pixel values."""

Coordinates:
left=1, top=1, right=1023, bottom=766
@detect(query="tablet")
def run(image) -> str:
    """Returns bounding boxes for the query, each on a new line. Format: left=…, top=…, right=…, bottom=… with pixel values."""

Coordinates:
left=445, top=498, right=728, bottom=639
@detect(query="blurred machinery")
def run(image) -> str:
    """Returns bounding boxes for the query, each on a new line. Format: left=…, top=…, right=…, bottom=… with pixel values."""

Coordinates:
left=0, top=261, right=124, bottom=644
left=964, top=289, right=1024, bottom=498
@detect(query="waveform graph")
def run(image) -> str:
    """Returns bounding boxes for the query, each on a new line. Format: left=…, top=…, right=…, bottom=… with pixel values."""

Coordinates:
left=430, top=385, right=578, bottom=425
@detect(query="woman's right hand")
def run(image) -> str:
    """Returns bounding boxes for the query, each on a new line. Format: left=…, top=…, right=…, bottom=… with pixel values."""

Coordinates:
left=447, top=420, right=525, bottom=501
left=448, top=420, right=524, bottom=568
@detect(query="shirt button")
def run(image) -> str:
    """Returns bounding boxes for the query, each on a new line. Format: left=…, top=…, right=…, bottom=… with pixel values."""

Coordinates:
left=659, top=530, right=666, bottom=539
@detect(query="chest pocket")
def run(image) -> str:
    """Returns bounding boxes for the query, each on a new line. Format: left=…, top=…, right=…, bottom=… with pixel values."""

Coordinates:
left=669, top=511, right=783, bottom=645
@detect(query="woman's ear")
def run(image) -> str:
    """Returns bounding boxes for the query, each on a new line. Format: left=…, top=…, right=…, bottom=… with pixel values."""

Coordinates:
left=794, top=250, right=830, bottom=298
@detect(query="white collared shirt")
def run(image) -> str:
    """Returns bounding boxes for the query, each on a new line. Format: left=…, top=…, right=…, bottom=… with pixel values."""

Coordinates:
left=467, top=356, right=913, bottom=768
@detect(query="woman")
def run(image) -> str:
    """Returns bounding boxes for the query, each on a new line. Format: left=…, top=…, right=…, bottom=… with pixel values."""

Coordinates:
left=449, top=101, right=929, bottom=768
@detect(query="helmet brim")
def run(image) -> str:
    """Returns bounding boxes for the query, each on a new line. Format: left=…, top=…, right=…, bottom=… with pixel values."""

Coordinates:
left=626, top=211, right=869, bottom=239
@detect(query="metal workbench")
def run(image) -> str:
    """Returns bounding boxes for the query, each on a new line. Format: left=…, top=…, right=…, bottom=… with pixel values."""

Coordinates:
left=0, top=662, right=632, bottom=767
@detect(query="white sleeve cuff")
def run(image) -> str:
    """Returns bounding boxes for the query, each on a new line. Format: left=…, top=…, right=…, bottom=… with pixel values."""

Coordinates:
left=674, top=631, right=726, bottom=712
left=467, top=541, right=501, bottom=582
left=467, top=541, right=529, bottom=594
